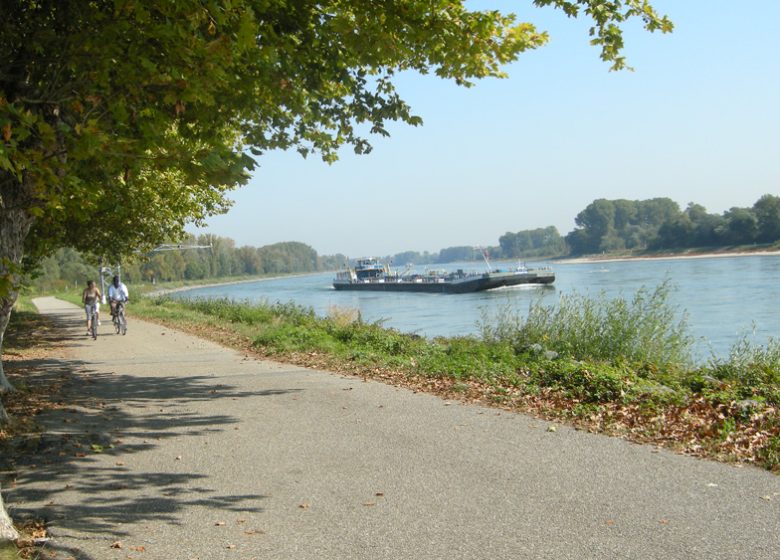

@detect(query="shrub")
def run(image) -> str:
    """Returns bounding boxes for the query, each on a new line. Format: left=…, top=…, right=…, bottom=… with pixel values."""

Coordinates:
left=529, top=359, right=634, bottom=403
left=706, top=336, right=780, bottom=405
left=480, top=280, right=693, bottom=369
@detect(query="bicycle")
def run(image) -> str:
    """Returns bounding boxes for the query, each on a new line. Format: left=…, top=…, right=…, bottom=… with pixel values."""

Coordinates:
left=88, top=304, right=98, bottom=340
left=112, top=301, right=128, bottom=335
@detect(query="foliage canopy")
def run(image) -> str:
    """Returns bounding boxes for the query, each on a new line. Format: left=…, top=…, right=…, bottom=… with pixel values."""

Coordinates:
left=1, top=0, right=671, bottom=269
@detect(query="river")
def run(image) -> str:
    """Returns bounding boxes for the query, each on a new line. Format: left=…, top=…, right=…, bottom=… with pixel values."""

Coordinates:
left=172, top=254, right=780, bottom=362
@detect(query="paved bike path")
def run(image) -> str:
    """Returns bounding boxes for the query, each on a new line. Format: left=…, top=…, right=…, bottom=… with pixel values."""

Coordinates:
left=8, top=297, right=780, bottom=559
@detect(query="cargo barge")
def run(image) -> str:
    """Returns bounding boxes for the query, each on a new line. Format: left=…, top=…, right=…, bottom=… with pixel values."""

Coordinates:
left=333, top=258, right=555, bottom=294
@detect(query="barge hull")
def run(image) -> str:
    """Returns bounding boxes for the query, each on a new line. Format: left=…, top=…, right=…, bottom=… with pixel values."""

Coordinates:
left=333, top=271, right=555, bottom=294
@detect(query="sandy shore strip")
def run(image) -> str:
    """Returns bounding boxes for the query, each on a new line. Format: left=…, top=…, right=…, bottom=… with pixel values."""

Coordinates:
left=555, top=249, right=780, bottom=265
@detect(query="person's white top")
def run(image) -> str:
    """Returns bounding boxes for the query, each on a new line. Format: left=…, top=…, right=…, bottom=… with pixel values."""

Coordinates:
left=108, top=282, right=129, bottom=302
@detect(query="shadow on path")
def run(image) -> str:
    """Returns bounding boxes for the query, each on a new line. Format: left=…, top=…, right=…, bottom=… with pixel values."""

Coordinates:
left=2, top=301, right=299, bottom=559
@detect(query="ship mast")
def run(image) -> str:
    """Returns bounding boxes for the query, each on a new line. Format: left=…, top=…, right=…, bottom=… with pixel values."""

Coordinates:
left=479, top=247, right=492, bottom=273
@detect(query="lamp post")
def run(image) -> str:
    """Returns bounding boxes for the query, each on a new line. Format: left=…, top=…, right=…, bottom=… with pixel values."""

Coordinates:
left=98, top=260, right=121, bottom=304
left=97, top=243, right=211, bottom=296
left=99, top=258, right=107, bottom=305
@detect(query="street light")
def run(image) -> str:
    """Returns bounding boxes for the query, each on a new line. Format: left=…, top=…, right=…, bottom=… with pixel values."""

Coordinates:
left=98, top=243, right=211, bottom=293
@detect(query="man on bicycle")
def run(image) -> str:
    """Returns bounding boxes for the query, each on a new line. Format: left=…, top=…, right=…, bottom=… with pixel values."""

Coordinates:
left=108, top=275, right=129, bottom=318
left=81, top=280, right=101, bottom=336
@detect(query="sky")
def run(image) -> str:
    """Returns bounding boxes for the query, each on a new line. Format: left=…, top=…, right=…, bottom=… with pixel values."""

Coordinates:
left=190, top=0, right=780, bottom=257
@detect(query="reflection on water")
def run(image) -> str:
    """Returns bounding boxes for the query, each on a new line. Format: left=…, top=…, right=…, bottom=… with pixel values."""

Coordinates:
left=174, top=255, right=780, bottom=360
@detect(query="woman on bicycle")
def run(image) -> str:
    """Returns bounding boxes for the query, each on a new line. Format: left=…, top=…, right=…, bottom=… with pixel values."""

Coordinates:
left=82, top=280, right=101, bottom=336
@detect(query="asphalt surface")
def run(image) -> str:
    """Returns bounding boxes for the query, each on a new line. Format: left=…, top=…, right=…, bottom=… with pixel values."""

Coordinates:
left=6, top=297, right=780, bottom=559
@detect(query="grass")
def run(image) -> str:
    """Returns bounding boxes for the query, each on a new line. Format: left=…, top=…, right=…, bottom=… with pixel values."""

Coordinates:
left=479, top=279, right=693, bottom=369
left=11, top=295, right=37, bottom=314
left=8, top=284, right=780, bottom=471
left=126, top=285, right=780, bottom=472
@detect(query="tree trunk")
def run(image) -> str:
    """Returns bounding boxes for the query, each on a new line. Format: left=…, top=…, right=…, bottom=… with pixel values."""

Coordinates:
left=0, top=484, right=18, bottom=542
left=0, top=177, right=36, bottom=547
left=0, top=181, right=34, bottom=398
left=0, top=307, right=12, bottom=423
left=0, top=303, right=14, bottom=394
left=0, top=170, right=37, bottom=546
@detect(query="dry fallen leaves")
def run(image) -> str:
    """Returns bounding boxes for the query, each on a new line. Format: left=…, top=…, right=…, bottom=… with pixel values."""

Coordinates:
left=135, top=304, right=780, bottom=472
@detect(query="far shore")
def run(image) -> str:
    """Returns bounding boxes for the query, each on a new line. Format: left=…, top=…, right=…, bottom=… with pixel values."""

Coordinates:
left=144, top=272, right=315, bottom=298
left=141, top=248, right=780, bottom=297
left=554, top=248, right=780, bottom=265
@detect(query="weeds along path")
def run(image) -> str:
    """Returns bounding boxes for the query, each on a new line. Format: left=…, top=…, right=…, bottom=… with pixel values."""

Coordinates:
left=9, top=297, right=780, bottom=560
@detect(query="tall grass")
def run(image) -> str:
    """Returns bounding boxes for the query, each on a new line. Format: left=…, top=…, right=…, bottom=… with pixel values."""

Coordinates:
left=480, top=280, right=694, bottom=369
left=705, top=336, right=780, bottom=405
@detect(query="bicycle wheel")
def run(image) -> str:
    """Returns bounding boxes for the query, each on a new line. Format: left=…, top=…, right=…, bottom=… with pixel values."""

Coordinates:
left=114, top=314, right=121, bottom=334
left=119, top=311, right=127, bottom=335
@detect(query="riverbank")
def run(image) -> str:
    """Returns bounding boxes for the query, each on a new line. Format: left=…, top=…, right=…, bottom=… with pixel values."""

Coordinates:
left=142, top=271, right=320, bottom=298
left=555, top=247, right=780, bottom=265
left=128, top=294, right=780, bottom=473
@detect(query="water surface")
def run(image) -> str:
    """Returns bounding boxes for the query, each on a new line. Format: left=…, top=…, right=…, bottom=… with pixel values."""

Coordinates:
left=173, top=255, right=780, bottom=361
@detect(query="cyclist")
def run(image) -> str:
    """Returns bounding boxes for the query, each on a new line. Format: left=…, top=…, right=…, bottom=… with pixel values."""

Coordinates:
left=81, top=280, right=101, bottom=336
left=108, top=275, right=130, bottom=320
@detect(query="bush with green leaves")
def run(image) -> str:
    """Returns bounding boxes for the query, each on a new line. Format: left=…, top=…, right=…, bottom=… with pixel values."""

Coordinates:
left=703, top=336, right=780, bottom=406
left=480, top=280, right=694, bottom=370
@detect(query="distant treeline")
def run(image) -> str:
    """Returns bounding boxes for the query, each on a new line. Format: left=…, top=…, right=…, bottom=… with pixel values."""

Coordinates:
left=29, top=195, right=780, bottom=291
left=564, top=194, right=780, bottom=255
left=31, top=235, right=348, bottom=291
left=390, top=194, right=780, bottom=262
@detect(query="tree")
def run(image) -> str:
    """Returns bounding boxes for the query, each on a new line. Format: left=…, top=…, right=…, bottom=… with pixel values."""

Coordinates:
left=652, top=214, right=693, bottom=249
left=236, top=246, right=262, bottom=275
left=258, top=242, right=318, bottom=274
left=389, top=251, right=432, bottom=266
left=753, top=194, right=780, bottom=243
left=438, top=246, right=479, bottom=263
left=569, top=199, right=616, bottom=254
left=499, top=226, right=564, bottom=258
left=0, top=0, right=672, bottom=532
left=721, top=207, right=758, bottom=245
left=566, top=197, right=683, bottom=254
left=0, top=486, right=18, bottom=540
left=683, top=203, right=724, bottom=247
